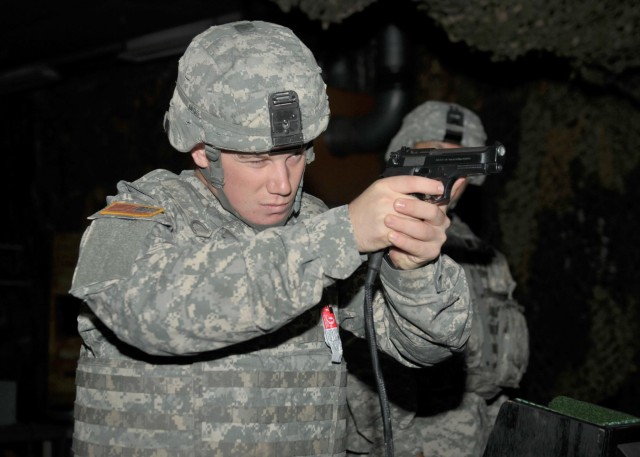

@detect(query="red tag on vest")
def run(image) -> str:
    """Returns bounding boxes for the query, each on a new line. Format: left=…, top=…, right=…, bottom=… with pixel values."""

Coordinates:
left=322, top=305, right=338, bottom=330
left=321, top=306, right=342, bottom=363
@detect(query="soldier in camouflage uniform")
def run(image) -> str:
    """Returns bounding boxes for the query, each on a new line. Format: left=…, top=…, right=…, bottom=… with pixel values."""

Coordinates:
left=69, top=22, right=472, bottom=456
left=345, top=101, right=529, bottom=457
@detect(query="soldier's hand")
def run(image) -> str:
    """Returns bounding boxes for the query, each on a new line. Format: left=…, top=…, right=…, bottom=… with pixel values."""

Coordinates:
left=348, top=176, right=450, bottom=269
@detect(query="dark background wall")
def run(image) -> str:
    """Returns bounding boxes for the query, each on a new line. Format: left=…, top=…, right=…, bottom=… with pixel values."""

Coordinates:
left=0, top=0, right=638, bottom=439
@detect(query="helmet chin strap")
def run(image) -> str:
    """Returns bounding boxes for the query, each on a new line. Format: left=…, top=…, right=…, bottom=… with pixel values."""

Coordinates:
left=204, top=145, right=224, bottom=189
left=201, top=145, right=303, bottom=232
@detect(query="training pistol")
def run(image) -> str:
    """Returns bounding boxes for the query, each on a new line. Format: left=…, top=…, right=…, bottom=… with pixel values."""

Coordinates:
left=382, top=141, right=506, bottom=203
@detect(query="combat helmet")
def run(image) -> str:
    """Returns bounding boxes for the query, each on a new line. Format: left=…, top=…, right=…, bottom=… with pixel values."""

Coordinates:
left=163, top=20, right=330, bottom=229
left=386, top=101, right=488, bottom=185
left=164, top=20, right=329, bottom=166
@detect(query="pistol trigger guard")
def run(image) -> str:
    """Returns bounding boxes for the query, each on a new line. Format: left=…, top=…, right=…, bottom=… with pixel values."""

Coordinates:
left=427, top=179, right=453, bottom=204
left=427, top=194, right=448, bottom=204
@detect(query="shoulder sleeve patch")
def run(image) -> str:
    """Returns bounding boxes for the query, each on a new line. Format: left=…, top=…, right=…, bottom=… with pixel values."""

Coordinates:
left=99, top=201, right=164, bottom=218
left=71, top=217, right=159, bottom=290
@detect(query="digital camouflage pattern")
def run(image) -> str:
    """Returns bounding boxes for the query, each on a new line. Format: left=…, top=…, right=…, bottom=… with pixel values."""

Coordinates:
left=70, top=22, right=471, bottom=456
left=164, top=21, right=330, bottom=154
left=345, top=101, right=528, bottom=457
left=70, top=169, right=472, bottom=456
left=345, top=216, right=529, bottom=457
left=418, top=215, right=529, bottom=456
left=386, top=101, right=487, bottom=153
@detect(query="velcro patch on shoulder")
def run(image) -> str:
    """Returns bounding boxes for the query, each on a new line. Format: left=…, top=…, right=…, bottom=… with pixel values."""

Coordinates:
left=99, top=201, right=164, bottom=218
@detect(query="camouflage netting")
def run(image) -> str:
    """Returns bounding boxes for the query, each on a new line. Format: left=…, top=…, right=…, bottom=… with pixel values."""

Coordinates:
left=270, top=0, right=640, bottom=102
left=418, top=0, right=640, bottom=92
left=269, top=0, right=378, bottom=27
left=500, top=80, right=640, bottom=405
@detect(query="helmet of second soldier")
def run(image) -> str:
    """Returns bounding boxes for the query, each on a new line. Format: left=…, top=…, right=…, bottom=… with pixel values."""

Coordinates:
left=386, top=101, right=488, bottom=185
left=163, top=20, right=330, bottom=160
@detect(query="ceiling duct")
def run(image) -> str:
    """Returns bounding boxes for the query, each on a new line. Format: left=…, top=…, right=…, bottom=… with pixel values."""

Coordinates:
left=118, top=18, right=227, bottom=63
left=322, top=23, right=413, bottom=155
left=0, top=65, right=59, bottom=95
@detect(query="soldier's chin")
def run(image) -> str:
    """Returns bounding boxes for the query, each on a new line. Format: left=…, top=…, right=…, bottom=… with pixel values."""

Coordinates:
left=260, top=212, right=290, bottom=226
left=243, top=208, right=292, bottom=228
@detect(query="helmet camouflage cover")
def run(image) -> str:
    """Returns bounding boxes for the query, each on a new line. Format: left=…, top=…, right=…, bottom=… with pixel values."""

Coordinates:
left=386, top=101, right=488, bottom=185
left=164, top=20, right=330, bottom=155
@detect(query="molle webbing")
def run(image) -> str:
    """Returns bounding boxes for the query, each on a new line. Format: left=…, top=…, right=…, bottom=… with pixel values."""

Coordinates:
left=75, top=366, right=347, bottom=391
left=73, top=353, right=347, bottom=456
left=74, top=439, right=346, bottom=457
left=197, top=429, right=348, bottom=456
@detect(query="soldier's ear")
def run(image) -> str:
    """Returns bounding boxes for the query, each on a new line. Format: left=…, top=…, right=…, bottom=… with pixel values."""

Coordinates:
left=191, top=143, right=209, bottom=168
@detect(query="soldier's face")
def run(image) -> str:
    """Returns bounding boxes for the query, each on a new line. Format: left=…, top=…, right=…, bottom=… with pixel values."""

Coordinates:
left=217, top=148, right=306, bottom=226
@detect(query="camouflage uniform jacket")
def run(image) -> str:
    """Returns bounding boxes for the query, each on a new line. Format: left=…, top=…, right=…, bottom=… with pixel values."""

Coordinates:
left=69, top=169, right=472, bottom=457
left=346, top=215, right=529, bottom=457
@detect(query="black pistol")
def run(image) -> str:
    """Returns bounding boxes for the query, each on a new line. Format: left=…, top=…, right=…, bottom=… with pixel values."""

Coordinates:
left=382, top=141, right=506, bottom=203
